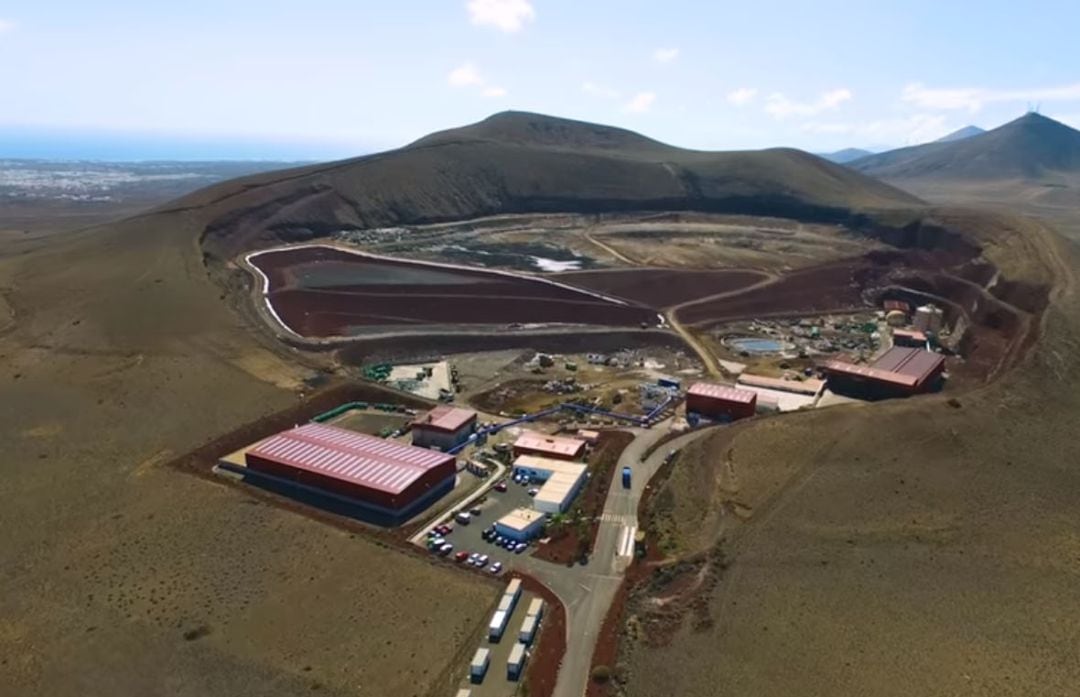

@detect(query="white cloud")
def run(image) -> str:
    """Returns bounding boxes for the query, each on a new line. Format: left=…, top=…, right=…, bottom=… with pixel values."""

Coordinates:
left=727, top=87, right=758, bottom=107
left=765, top=88, right=853, bottom=119
left=801, top=113, right=950, bottom=145
left=653, top=48, right=679, bottom=64
left=466, top=0, right=535, bottom=33
left=448, top=63, right=484, bottom=88
left=625, top=92, right=657, bottom=113
left=582, top=81, right=621, bottom=99
left=448, top=63, right=506, bottom=97
left=902, top=81, right=1080, bottom=113
left=0, top=19, right=14, bottom=33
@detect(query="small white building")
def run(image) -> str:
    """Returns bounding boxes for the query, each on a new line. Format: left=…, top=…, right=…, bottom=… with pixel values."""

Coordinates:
left=495, top=508, right=546, bottom=542
left=513, top=455, right=589, bottom=514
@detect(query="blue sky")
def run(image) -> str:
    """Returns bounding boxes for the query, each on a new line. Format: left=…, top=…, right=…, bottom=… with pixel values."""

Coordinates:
left=2, top=0, right=1079, bottom=160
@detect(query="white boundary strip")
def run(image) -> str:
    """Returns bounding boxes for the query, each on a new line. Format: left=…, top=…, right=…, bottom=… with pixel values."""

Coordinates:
left=243, top=240, right=642, bottom=340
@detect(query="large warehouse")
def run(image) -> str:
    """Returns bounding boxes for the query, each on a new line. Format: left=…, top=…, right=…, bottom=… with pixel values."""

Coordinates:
left=823, top=346, right=946, bottom=398
left=686, top=382, right=758, bottom=421
left=411, top=405, right=477, bottom=450
left=513, top=431, right=586, bottom=461
left=243, top=423, right=456, bottom=525
left=512, top=455, right=588, bottom=514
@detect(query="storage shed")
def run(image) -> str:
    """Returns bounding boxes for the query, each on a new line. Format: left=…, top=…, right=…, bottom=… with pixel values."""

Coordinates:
left=686, top=382, right=757, bottom=421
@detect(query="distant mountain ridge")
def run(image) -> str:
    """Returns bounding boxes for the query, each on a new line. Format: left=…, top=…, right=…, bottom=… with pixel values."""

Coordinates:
left=849, top=113, right=1080, bottom=181
left=184, top=111, right=922, bottom=258
left=935, top=125, right=986, bottom=143
left=819, top=148, right=875, bottom=164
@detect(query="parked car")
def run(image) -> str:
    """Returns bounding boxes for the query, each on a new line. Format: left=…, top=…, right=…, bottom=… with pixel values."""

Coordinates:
left=527, top=488, right=539, bottom=497
left=454, top=551, right=469, bottom=563
left=468, top=552, right=480, bottom=565
left=494, top=481, right=508, bottom=492
left=431, top=537, right=445, bottom=548
left=495, top=535, right=505, bottom=545
left=439, top=543, right=453, bottom=555
left=477, top=554, right=490, bottom=566
left=455, top=511, right=472, bottom=525
left=502, top=538, right=516, bottom=549
left=489, top=562, right=503, bottom=575
left=514, top=542, right=527, bottom=554
left=470, top=507, right=482, bottom=517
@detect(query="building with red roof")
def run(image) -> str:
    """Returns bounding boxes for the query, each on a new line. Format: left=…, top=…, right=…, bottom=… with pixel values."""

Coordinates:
left=513, top=431, right=586, bottom=461
left=822, top=346, right=945, bottom=398
left=686, top=382, right=757, bottom=421
left=243, top=423, right=456, bottom=524
left=411, top=405, right=477, bottom=450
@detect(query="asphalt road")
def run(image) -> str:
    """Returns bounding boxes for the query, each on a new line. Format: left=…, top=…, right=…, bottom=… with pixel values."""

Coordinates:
left=520, top=423, right=717, bottom=697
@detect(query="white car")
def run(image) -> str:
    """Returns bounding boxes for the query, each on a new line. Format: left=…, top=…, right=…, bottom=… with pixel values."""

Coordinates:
left=477, top=554, right=490, bottom=566
left=488, top=562, right=503, bottom=574
left=468, top=552, right=480, bottom=565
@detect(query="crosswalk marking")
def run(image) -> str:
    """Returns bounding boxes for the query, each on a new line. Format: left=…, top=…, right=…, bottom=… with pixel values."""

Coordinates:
left=599, top=512, right=636, bottom=525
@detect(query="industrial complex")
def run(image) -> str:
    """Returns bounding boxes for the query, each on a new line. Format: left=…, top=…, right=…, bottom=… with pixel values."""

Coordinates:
left=235, top=422, right=457, bottom=525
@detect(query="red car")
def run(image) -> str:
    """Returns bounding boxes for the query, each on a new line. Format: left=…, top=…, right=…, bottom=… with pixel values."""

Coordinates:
left=494, top=481, right=508, bottom=492
left=454, top=551, right=469, bottom=563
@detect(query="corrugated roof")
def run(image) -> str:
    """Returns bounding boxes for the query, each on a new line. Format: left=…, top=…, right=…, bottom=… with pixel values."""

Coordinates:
left=412, top=405, right=476, bottom=433
left=687, top=382, right=757, bottom=404
left=871, top=346, right=944, bottom=382
left=737, top=374, right=824, bottom=396
left=822, top=360, right=919, bottom=387
left=247, top=423, right=454, bottom=495
left=514, top=431, right=585, bottom=458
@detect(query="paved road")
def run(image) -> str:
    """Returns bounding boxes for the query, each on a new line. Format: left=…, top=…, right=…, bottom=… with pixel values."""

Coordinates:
left=503, top=423, right=718, bottom=697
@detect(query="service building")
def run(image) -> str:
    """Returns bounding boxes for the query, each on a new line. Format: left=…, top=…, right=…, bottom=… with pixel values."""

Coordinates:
left=513, top=431, right=586, bottom=461
left=495, top=508, right=546, bottom=542
left=686, top=382, right=758, bottom=421
left=411, top=405, right=477, bottom=450
left=512, top=455, right=589, bottom=514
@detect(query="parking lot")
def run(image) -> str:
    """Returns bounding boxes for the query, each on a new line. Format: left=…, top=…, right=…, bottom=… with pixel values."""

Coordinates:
left=423, top=470, right=546, bottom=572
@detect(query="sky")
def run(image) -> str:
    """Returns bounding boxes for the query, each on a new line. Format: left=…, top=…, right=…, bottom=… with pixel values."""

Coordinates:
left=2, top=0, right=1079, bottom=160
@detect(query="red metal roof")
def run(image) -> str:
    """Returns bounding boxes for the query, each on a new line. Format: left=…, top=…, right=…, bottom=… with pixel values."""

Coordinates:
left=688, top=382, right=757, bottom=404
left=871, top=346, right=944, bottom=383
left=514, top=431, right=586, bottom=458
left=892, top=329, right=927, bottom=342
left=248, top=423, right=454, bottom=495
left=412, top=405, right=477, bottom=433
left=822, top=360, right=919, bottom=387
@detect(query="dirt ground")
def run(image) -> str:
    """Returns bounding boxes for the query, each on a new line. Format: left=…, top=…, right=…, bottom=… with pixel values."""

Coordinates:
left=0, top=217, right=497, bottom=697
left=618, top=211, right=1080, bottom=696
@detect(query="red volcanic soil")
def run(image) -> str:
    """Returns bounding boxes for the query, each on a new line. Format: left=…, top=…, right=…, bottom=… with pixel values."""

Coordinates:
left=556, top=268, right=770, bottom=308
left=674, top=259, right=883, bottom=326
left=249, top=246, right=657, bottom=337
